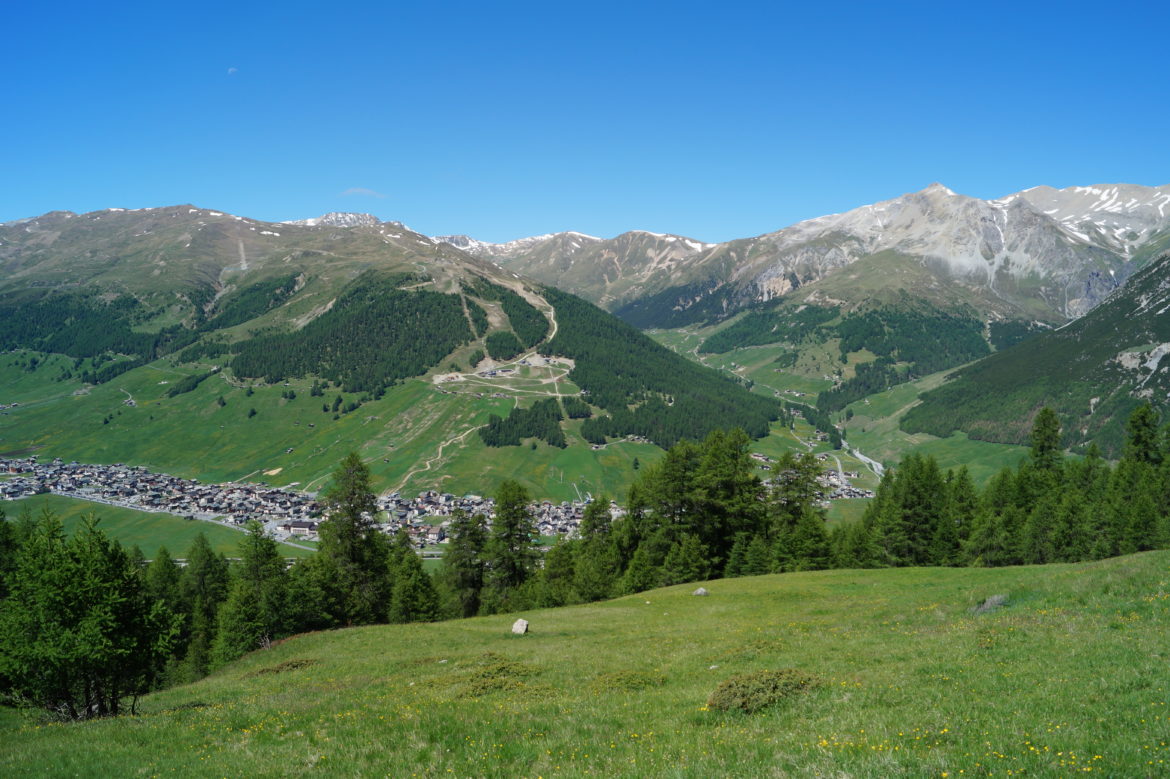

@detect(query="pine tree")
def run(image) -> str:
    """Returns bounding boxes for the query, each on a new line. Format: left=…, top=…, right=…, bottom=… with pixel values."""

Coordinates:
left=723, top=533, right=749, bottom=577
left=1050, top=490, right=1091, bottom=562
left=660, top=533, right=708, bottom=586
left=285, top=553, right=345, bottom=632
left=579, top=498, right=612, bottom=538
left=572, top=535, right=620, bottom=602
left=210, top=522, right=289, bottom=668
left=769, top=451, right=823, bottom=536
left=691, top=428, right=765, bottom=561
left=1125, top=403, right=1162, bottom=465
left=318, top=452, right=391, bottom=625
left=1030, top=407, right=1064, bottom=471
left=388, top=543, right=439, bottom=623
left=619, top=546, right=659, bottom=594
left=0, top=512, right=178, bottom=719
left=177, top=533, right=229, bottom=681
left=744, top=535, right=772, bottom=576
left=788, top=509, right=831, bottom=571
left=534, top=539, right=579, bottom=607
left=436, top=510, right=488, bottom=618
left=483, top=480, right=539, bottom=610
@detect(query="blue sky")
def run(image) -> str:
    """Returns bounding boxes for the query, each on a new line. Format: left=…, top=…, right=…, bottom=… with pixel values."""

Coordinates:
left=4, top=1, right=1168, bottom=243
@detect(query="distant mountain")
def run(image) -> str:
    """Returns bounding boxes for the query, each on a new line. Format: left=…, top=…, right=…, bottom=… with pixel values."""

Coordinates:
left=902, top=251, right=1170, bottom=455
left=282, top=212, right=382, bottom=228
left=440, top=183, right=1170, bottom=327
left=435, top=229, right=714, bottom=311
left=0, top=206, right=778, bottom=490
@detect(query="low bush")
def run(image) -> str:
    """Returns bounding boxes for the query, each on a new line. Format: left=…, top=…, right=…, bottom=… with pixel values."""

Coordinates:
left=706, top=669, right=818, bottom=713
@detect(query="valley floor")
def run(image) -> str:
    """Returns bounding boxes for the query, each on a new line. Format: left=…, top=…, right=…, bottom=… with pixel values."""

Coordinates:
left=4, top=552, right=1168, bottom=776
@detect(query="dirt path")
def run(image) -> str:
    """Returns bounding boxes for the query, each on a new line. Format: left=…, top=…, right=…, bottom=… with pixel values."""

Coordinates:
left=393, top=426, right=479, bottom=492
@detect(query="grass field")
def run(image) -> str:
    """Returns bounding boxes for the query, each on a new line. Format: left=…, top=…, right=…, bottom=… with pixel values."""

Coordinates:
left=0, top=354, right=655, bottom=503
left=3, top=494, right=310, bottom=559
left=843, top=371, right=1030, bottom=483
left=3, top=551, right=1168, bottom=776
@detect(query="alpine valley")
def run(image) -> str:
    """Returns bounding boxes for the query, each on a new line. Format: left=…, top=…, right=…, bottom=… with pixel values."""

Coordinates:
left=3, top=181, right=1170, bottom=505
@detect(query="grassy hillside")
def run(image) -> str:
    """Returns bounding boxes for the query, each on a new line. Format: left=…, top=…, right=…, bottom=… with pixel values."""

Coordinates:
left=4, top=552, right=1168, bottom=776
left=649, top=327, right=1028, bottom=487
left=902, top=253, right=1170, bottom=455
left=0, top=355, right=663, bottom=502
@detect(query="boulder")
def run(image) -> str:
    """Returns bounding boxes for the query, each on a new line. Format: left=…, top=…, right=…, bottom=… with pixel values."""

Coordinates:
left=511, top=618, right=529, bottom=635
left=970, top=594, right=1008, bottom=614
left=693, top=587, right=709, bottom=597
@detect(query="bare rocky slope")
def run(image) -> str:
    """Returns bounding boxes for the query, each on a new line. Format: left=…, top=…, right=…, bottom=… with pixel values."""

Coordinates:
left=439, top=183, right=1170, bottom=327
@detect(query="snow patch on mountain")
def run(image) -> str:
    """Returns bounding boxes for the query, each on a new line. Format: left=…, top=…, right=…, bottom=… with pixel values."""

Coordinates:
left=285, top=212, right=380, bottom=228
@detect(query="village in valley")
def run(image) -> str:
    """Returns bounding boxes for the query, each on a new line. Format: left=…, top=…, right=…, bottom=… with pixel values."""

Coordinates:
left=0, top=447, right=872, bottom=553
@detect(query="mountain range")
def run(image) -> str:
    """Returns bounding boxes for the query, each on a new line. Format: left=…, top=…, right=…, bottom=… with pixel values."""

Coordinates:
left=0, top=205, right=775, bottom=497
left=3, top=180, right=1170, bottom=486
left=439, top=182, right=1170, bottom=326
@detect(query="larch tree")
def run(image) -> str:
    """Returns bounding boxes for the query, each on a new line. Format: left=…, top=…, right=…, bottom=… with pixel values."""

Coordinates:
left=318, top=452, right=391, bottom=624
left=0, top=512, right=177, bottom=719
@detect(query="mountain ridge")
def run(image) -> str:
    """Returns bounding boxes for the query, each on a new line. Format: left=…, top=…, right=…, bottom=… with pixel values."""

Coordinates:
left=430, top=182, right=1170, bottom=326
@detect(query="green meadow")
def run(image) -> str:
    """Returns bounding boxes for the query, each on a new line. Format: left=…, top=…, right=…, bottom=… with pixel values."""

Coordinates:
left=3, top=551, right=1168, bottom=776
left=843, top=372, right=1030, bottom=483
left=0, top=355, right=657, bottom=502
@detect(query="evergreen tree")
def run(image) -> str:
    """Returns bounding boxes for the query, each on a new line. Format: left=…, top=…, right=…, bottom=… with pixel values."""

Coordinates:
left=1030, top=407, right=1064, bottom=471
left=0, top=512, right=177, bottom=719
left=534, top=539, right=579, bottom=607
left=1125, top=403, right=1162, bottom=465
left=483, top=480, right=539, bottom=610
left=436, top=510, right=488, bottom=619
left=177, top=533, right=229, bottom=681
left=945, top=467, right=979, bottom=547
left=572, top=535, right=620, bottom=602
left=723, top=533, right=749, bottom=577
left=743, top=535, right=773, bottom=576
left=691, top=428, right=765, bottom=562
left=318, top=452, right=391, bottom=625
left=1018, top=492, right=1059, bottom=564
left=1050, top=490, right=1091, bottom=562
left=210, top=522, right=289, bottom=668
left=579, top=498, right=612, bottom=538
left=965, top=506, right=1020, bottom=567
left=769, top=451, right=823, bottom=537
left=660, top=533, right=708, bottom=586
left=788, top=509, right=831, bottom=571
left=388, top=540, right=439, bottom=623
left=285, top=553, right=345, bottom=632
left=143, top=546, right=182, bottom=612
left=619, top=545, right=659, bottom=594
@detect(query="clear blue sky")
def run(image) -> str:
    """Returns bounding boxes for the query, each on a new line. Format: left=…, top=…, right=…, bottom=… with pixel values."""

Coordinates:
left=4, top=1, right=1168, bottom=243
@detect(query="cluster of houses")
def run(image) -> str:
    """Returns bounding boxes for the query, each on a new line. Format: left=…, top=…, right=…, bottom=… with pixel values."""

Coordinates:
left=366, top=490, right=601, bottom=548
left=753, top=452, right=875, bottom=502
left=1, top=448, right=868, bottom=552
left=814, top=456, right=875, bottom=500
left=0, top=457, right=318, bottom=525
left=0, top=454, right=604, bottom=550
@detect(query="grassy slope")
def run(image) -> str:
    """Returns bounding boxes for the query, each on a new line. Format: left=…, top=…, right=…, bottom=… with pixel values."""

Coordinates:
left=843, top=372, right=1030, bottom=482
left=2, top=494, right=310, bottom=559
left=4, top=552, right=1168, bottom=776
left=0, top=357, right=656, bottom=503
left=649, top=327, right=1026, bottom=488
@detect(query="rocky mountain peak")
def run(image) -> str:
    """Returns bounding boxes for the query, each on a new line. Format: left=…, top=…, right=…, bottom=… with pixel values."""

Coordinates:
left=284, top=212, right=380, bottom=228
